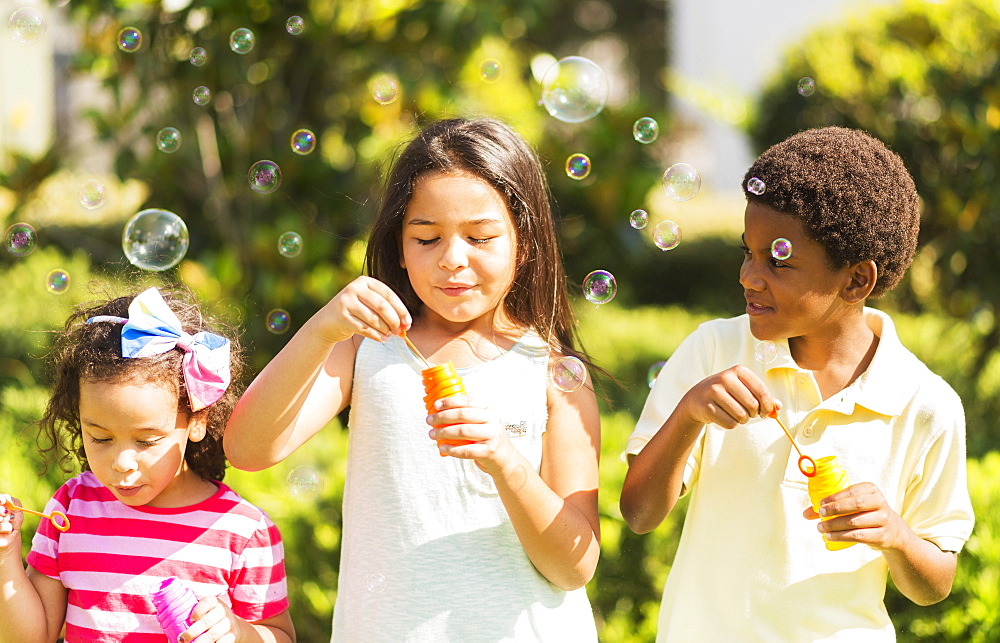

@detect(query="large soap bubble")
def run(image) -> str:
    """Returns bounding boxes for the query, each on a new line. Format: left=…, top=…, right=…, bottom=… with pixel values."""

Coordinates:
left=582, top=269, right=617, bottom=305
left=8, top=7, right=46, bottom=44
left=248, top=160, right=282, bottom=194
left=122, top=209, right=189, bottom=271
left=540, top=56, right=609, bottom=124
left=662, top=163, right=701, bottom=202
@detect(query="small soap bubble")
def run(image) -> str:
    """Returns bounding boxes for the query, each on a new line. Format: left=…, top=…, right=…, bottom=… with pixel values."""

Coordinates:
left=79, top=179, right=105, bottom=209
left=479, top=58, right=501, bottom=82
left=46, top=269, right=70, bottom=294
left=122, top=208, right=189, bottom=271
left=285, top=15, right=305, bottom=35
left=747, top=177, right=766, bottom=195
left=278, top=231, right=303, bottom=257
left=653, top=220, right=681, bottom=251
left=248, top=160, right=282, bottom=194
left=797, top=77, right=816, bottom=97
left=266, top=309, right=291, bottom=334
left=229, top=27, right=255, bottom=54
left=192, top=86, right=211, bottom=106
left=290, top=129, right=316, bottom=155
left=629, top=208, right=648, bottom=230
left=646, top=361, right=666, bottom=388
left=662, top=163, right=701, bottom=202
left=286, top=465, right=322, bottom=500
left=366, top=574, right=386, bottom=593
left=540, top=56, right=609, bottom=124
left=117, top=27, right=142, bottom=53
left=189, top=47, right=208, bottom=66
left=156, top=127, right=182, bottom=154
left=565, top=153, right=591, bottom=180
left=371, top=75, right=399, bottom=105
left=550, top=355, right=587, bottom=393
left=8, top=7, right=45, bottom=44
left=5, top=223, right=37, bottom=257
left=754, top=340, right=778, bottom=365
left=771, top=238, right=793, bottom=261
left=632, top=117, right=659, bottom=144
left=582, top=269, right=616, bottom=305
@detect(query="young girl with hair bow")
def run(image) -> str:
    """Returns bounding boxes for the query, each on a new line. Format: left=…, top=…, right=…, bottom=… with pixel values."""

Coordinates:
left=0, top=286, right=295, bottom=643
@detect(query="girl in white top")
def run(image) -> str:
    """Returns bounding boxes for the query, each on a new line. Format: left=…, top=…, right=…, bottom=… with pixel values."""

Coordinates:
left=224, top=118, right=601, bottom=642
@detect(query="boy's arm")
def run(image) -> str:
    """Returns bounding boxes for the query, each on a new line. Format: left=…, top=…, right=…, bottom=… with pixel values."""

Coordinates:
left=621, top=365, right=778, bottom=534
left=808, top=482, right=958, bottom=605
left=0, top=507, right=67, bottom=643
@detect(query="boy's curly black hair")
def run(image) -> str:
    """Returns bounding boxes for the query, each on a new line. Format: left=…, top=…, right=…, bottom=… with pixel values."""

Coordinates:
left=742, top=126, right=920, bottom=298
left=37, top=284, right=244, bottom=481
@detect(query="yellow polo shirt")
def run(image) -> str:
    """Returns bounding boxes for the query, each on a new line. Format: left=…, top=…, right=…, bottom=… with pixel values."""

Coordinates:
left=625, top=308, right=974, bottom=642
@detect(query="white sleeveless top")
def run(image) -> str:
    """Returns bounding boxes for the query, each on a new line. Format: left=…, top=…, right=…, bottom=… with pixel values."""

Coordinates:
left=331, top=332, right=597, bottom=642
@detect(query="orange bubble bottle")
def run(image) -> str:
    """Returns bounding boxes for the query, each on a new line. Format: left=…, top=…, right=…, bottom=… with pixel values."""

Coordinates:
left=422, top=362, right=474, bottom=454
left=807, top=455, right=856, bottom=551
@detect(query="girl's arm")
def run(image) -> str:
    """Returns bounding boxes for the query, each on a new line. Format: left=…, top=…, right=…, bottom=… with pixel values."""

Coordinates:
left=224, top=277, right=410, bottom=471
left=431, top=363, right=602, bottom=591
left=0, top=501, right=68, bottom=643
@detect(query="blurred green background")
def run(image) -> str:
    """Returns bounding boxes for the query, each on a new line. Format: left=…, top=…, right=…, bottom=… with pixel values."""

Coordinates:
left=2, top=0, right=999, bottom=640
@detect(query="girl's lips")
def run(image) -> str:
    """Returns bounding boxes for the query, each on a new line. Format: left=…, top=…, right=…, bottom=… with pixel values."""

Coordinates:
left=440, top=286, right=471, bottom=297
left=115, top=486, right=143, bottom=497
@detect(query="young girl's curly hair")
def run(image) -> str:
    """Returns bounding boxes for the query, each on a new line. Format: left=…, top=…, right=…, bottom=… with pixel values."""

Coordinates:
left=37, top=285, right=244, bottom=481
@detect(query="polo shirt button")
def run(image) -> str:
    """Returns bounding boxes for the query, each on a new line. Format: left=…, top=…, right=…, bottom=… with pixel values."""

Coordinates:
left=803, top=426, right=813, bottom=437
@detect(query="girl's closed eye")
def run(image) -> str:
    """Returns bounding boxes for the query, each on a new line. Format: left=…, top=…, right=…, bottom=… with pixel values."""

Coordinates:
left=416, top=237, right=439, bottom=246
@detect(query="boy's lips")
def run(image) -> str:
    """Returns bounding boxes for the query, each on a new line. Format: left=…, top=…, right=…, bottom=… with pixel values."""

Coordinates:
left=745, top=299, right=772, bottom=316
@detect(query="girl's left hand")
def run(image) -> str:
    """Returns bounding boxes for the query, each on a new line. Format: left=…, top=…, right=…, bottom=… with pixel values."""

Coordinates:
left=427, top=395, right=517, bottom=476
left=179, top=595, right=250, bottom=643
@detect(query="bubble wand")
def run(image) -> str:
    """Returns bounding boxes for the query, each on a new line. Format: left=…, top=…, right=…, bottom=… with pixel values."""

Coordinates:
left=2, top=498, right=71, bottom=532
left=768, top=409, right=817, bottom=477
left=401, top=330, right=431, bottom=369
left=401, top=331, right=474, bottom=452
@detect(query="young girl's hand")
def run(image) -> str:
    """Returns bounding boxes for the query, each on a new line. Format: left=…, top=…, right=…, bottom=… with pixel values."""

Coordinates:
left=178, top=595, right=247, bottom=643
left=319, top=276, right=412, bottom=344
left=427, top=396, right=517, bottom=476
left=0, top=494, right=25, bottom=548
left=678, top=365, right=778, bottom=429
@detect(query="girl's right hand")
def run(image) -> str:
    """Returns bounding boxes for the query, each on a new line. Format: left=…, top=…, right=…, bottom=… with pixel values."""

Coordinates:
left=678, top=365, right=777, bottom=429
left=319, top=276, right=412, bottom=344
left=0, top=494, right=24, bottom=549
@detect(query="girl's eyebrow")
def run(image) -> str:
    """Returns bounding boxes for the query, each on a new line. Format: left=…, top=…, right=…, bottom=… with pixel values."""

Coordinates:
left=406, top=217, right=503, bottom=227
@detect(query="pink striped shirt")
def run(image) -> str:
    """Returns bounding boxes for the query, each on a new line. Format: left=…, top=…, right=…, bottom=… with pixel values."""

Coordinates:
left=27, top=472, right=289, bottom=642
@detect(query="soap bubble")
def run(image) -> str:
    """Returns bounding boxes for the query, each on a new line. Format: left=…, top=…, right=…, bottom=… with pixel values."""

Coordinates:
left=229, top=28, right=255, bottom=54
left=192, top=86, right=211, bottom=106
left=629, top=208, right=648, bottom=230
left=285, top=15, right=305, bottom=35
left=117, top=27, right=142, bottom=52
left=662, top=163, right=701, bottom=201
left=582, top=269, right=616, bottom=305
left=156, top=127, right=182, bottom=154
left=371, top=75, right=399, bottom=105
left=479, top=58, right=501, bottom=82
left=8, top=7, right=45, bottom=44
left=366, top=574, right=386, bottom=593
left=653, top=220, right=681, bottom=251
left=550, top=355, right=587, bottom=392
left=771, top=238, right=793, bottom=261
left=266, top=309, right=291, bottom=334
left=646, top=361, right=666, bottom=388
left=797, top=77, right=816, bottom=97
left=46, top=269, right=70, bottom=294
left=278, top=231, right=303, bottom=257
left=632, top=117, right=659, bottom=144
left=122, top=209, right=189, bottom=271
left=79, top=179, right=105, bottom=209
left=565, top=153, right=591, bottom=180
left=5, top=223, right=37, bottom=257
left=747, top=177, right=766, bottom=195
left=754, top=340, right=778, bottom=365
left=189, top=47, right=208, bottom=66
left=540, top=56, right=609, bottom=124
left=286, top=465, right=322, bottom=500
left=290, top=129, right=316, bottom=155
left=248, top=160, right=282, bottom=194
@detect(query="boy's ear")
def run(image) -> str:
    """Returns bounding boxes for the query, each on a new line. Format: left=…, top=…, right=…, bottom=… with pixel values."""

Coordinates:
left=843, top=259, right=878, bottom=304
left=187, top=410, right=210, bottom=443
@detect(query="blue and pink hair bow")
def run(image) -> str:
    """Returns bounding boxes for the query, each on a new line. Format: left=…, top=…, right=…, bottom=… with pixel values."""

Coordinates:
left=87, top=287, right=231, bottom=411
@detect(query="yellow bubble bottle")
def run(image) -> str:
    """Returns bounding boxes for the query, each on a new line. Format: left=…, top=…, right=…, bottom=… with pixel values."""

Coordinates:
left=422, top=362, right=474, bottom=454
left=807, top=455, right=856, bottom=551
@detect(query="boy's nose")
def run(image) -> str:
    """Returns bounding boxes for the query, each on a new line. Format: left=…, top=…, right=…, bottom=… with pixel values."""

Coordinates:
left=739, top=261, right=765, bottom=291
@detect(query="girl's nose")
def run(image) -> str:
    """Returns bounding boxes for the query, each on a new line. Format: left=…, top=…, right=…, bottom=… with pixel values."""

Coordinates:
left=112, top=449, right=139, bottom=474
left=438, top=237, right=469, bottom=271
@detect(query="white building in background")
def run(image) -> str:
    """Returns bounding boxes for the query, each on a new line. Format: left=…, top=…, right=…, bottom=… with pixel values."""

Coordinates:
left=669, top=0, right=898, bottom=195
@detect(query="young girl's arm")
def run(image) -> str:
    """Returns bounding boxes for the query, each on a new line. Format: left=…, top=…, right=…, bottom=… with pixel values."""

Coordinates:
left=225, top=277, right=411, bottom=470
left=431, top=361, right=602, bottom=591
left=0, top=498, right=68, bottom=643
